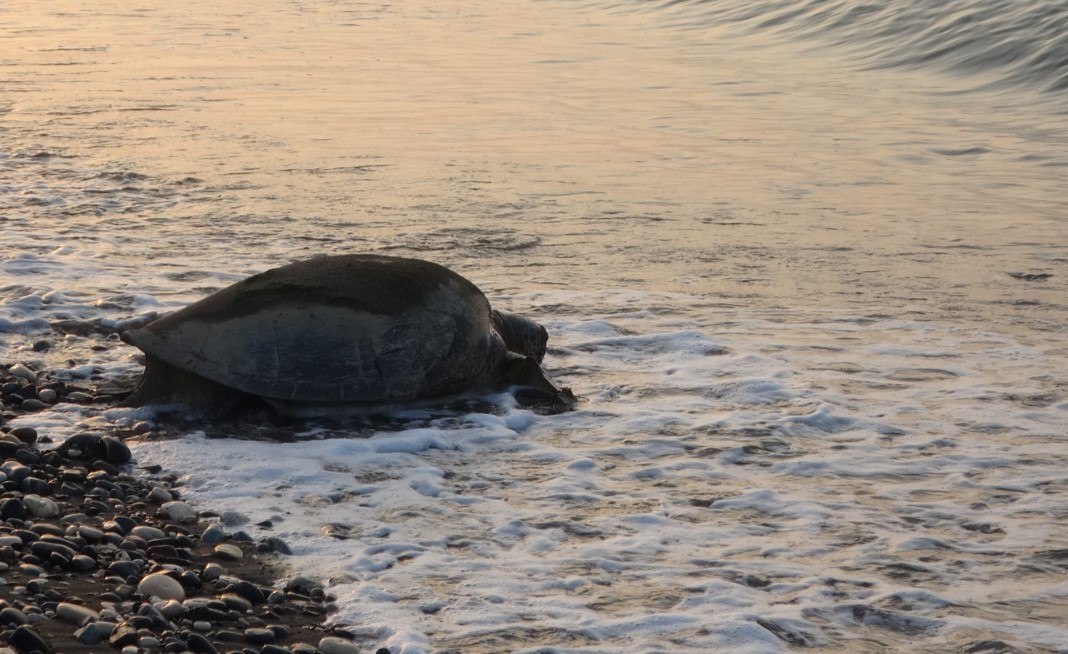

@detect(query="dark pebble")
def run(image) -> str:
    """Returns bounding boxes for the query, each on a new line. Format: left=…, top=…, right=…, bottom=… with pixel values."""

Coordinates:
left=0, top=497, right=26, bottom=520
left=29, top=523, right=65, bottom=537
left=213, top=629, right=246, bottom=643
left=21, top=476, right=51, bottom=495
left=220, top=593, right=252, bottom=613
left=14, top=448, right=41, bottom=465
left=200, top=523, right=226, bottom=545
left=137, top=603, right=170, bottom=629
left=262, top=645, right=293, bottom=654
left=2, top=462, right=31, bottom=483
left=0, top=607, right=28, bottom=626
left=18, top=398, right=47, bottom=412
left=285, top=577, right=323, bottom=596
left=108, top=559, right=142, bottom=578
left=109, top=623, right=141, bottom=648
left=263, top=536, right=293, bottom=555
left=180, top=569, right=204, bottom=590
left=102, top=435, right=132, bottom=463
left=8, top=426, right=38, bottom=444
left=245, top=627, right=277, bottom=644
left=186, top=632, right=219, bottom=654
left=231, top=580, right=267, bottom=605
left=10, top=625, right=50, bottom=653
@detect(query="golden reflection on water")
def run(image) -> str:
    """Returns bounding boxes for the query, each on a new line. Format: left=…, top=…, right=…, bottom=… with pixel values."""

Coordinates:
left=5, top=0, right=1067, bottom=331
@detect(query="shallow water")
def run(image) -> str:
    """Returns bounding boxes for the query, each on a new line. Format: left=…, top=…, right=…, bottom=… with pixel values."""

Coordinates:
left=3, top=0, right=1068, bottom=652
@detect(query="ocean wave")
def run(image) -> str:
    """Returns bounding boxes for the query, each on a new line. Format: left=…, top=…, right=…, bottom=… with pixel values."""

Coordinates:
left=635, top=0, right=1068, bottom=94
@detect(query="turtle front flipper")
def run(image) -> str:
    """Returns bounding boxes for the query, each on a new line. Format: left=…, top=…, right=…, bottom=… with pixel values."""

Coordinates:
left=499, top=352, right=577, bottom=413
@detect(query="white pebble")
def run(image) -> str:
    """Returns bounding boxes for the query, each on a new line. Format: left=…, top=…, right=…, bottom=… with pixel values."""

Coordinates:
left=130, top=525, right=167, bottom=541
left=148, top=486, right=173, bottom=502
left=137, top=572, right=185, bottom=601
left=319, top=637, right=362, bottom=654
left=56, top=602, right=100, bottom=625
left=201, top=562, right=224, bottom=581
left=213, top=543, right=243, bottom=561
left=37, top=388, right=57, bottom=404
left=221, top=510, right=249, bottom=526
left=8, top=363, right=37, bottom=383
left=23, top=495, right=59, bottom=518
left=162, top=500, right=196, bottom=522
left=155, top=599, right=185, bottom=618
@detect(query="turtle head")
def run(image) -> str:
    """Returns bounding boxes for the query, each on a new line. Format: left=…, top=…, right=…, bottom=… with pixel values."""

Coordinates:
left=491, top=310, right=548, bottom=363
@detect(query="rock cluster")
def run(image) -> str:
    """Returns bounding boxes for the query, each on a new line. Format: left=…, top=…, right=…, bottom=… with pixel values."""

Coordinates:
left=0, top=364, right=385, bottom=654
left=1, top=363, right=96, bottom=421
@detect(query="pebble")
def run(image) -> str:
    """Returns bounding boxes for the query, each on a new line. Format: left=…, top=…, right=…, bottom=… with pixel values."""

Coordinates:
left=156, top=598, right=186, bottom=619
left=138, top=572, right=186, bottom=601
left=8, top=427, right=37, bottom=444
left=319, top=636, right=363, bottom=654
left=220, top=593, right=253, bottom=613
left=0, top=404, right=338, bottom=654
left=245, top=627, right=278, bottom=644
left=79, top=525, right=105, bottom=542
left=214, top=543, right=244, bottom=561
left=162, top=499, right=196, bottom=521
left=221, top=510, right=250, bottom=526
left=37, top=388, right=57, bottom=404
left=148, top=485, right=173, bottom=502
left=186, top=632, right=218, bottom=653
left=109, top=623, right=140, bottom=648
left=264, top=536, right=294, bottom=555
left=56, top=601, right=101, bottom=625
left=231, top=580, right=267, bottom=604
left=103, top=435, right=132, bottom=463
left=0, top=607, right=28, bottom=626
left=75, top=620, right=117, bottom=645
left=130, top=524, right=167, bottom=540
left=7, top=363, right=37, bottom=383
left=21, top=476, right=51, bottom=495
left=201, top=523, right=226, bottom=545
left=23, top=494, right=59, bottom=518
left=9, top=626, right=48, bottom=654
left=18, top=399, right=47, bottom=412
left=201, top=561, right=225, bottom=581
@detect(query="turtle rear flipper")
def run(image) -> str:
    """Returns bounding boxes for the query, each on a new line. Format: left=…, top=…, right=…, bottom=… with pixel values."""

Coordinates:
left=124, top=355, right=257, bottom=416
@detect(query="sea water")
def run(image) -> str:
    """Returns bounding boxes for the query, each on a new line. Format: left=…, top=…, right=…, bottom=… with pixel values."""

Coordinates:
left=2, top=0, right=1068, bottom=652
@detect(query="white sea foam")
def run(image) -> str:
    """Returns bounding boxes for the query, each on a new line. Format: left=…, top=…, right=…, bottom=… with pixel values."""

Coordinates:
left=9, top=299, right=1064, bottom=653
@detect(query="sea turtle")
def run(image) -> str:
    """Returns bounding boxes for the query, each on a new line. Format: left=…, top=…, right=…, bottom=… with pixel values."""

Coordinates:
left=120, top=254, right=575, bottom=415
